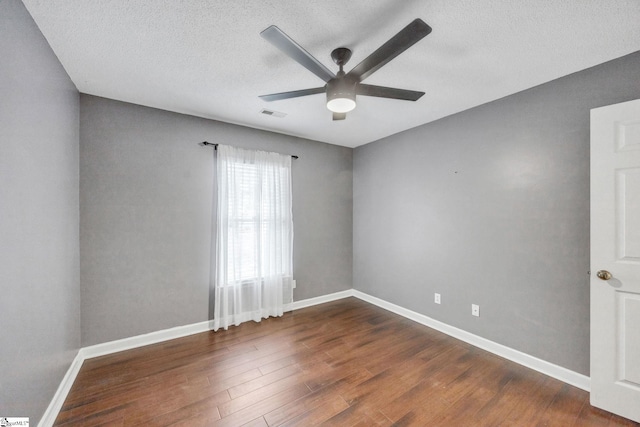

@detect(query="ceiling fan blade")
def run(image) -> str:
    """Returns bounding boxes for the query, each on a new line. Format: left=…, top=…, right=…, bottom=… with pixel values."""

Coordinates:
left=259, top=87, right=325, bottom=102
left=357, top=84, right=424, bottom=101
left=333, top=113, right=346, bottom=121
left=346, top=18, right=432, bottom=82
left=261, top=25, right=336, bottom=83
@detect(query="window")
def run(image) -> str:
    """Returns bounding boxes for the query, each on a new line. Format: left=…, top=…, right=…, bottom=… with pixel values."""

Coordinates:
left=226, top=161, right=290, bottom=282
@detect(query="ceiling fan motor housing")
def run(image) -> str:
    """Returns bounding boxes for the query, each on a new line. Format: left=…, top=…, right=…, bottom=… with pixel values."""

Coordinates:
left=326, top=74, right=357, bottom=113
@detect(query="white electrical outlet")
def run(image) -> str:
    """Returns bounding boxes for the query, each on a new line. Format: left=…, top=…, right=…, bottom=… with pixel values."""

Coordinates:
left=472, top=304, right=480, bottom=317
left=292, top=280, right=297, bottom=289
left=434, top=293, right=441, bottom=304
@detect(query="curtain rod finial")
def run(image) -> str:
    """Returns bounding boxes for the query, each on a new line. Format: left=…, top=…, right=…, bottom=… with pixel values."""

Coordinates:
left=200, top=141, right=218, bottom=149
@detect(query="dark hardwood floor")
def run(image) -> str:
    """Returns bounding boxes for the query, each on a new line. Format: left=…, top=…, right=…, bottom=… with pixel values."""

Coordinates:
left=54, top=298, right=638, bottom=426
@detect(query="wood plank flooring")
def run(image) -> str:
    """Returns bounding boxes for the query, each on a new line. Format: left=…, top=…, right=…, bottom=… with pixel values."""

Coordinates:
left=54, top=298, right=639, bottom=426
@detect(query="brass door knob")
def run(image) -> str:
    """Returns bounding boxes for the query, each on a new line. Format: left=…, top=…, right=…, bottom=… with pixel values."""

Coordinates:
left=596, top=270, right=612, bottom=281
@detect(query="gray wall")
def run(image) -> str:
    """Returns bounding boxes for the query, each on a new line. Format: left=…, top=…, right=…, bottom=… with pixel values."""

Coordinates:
left=0, top=0, right=80, bottom=423
left=353, top=51, right=640, bottom=376
left=80, top=95, right=352, bottom=346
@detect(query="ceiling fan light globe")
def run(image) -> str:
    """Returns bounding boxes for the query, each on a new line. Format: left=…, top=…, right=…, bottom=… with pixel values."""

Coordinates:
left=326, top=76, right=357, bottom=113
left=327, top=97, right=356, bottom=113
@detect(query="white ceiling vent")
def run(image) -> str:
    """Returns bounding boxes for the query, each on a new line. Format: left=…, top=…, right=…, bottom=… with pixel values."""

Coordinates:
left=260, top=109, right=287, bottom=118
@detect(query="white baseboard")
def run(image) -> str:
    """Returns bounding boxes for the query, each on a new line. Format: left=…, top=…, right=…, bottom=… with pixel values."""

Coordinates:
left=40, top=288, right=589, bottom=426
left=287, top=289, right=354, bottom=311
left=38, top=352, right=84, bottom=427
left=351, top=290, right=591, bottom=392
left=80, top=320, right=212, bottom=360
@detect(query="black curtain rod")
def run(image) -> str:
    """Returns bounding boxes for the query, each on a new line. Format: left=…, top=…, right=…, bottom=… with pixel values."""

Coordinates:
left=200, top=141, right=298, bottom=159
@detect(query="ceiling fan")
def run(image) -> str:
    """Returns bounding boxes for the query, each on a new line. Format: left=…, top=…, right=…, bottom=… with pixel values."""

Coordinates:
left=259, top=18, right=432, bottom=120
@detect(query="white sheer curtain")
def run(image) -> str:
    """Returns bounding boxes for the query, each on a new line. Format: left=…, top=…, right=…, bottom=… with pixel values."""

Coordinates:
left=212, top=145, right=293, bottom=331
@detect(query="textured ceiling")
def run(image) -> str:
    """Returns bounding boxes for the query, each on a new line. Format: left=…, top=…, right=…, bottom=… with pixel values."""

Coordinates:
left=22, top=0, right=640, bottom=148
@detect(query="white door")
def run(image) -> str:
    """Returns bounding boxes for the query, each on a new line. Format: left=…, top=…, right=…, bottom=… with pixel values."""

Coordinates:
left=591, top=98, right=640, bottom=422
